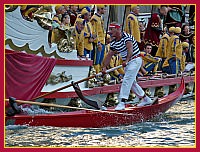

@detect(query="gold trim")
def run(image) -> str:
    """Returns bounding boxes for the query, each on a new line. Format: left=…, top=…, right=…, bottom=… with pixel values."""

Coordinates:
left=5, top=39, right=63, bottom=59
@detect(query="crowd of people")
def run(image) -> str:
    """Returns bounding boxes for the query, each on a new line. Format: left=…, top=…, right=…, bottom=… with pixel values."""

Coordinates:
left=18, top=5, right=195, bottom=77
left=51, top=5, right=107, bottom=73
left=16, top=5, right=195, bottom=109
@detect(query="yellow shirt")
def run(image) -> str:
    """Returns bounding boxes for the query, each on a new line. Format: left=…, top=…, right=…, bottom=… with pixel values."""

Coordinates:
left=181, top=54, right=186, bottom=71
left=167, top=35, right=181, bottom=58
left=83, top=21, right=93, bottom=51
left=175, top=43, right=183, bottom=60
left=141, top=51, right=160, bottom=65
left=109, top=55, right=124, bottom=76
left=52, top=15, right=61, bottom=25
left=125, top=13, right=140, bottom=43
left=162, top=38, right=183, bottom=68
left=156, top=33, right=170, bottom=58
left=90, top=13, right=105, bottom=45
left=75, top=28, right=84, bottom=56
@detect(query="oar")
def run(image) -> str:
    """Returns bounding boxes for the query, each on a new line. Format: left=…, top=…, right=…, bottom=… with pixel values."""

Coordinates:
left=5, top=98, right=134, bottom=116
left=31, top=64, right=124, bottom=100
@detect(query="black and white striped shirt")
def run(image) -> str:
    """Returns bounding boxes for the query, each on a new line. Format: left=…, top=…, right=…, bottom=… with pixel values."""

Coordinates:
left=110, top=32, right=140, bottom=61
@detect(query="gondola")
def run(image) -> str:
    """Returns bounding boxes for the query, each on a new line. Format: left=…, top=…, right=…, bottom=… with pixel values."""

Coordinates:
left=5, top=77, right=185, bottom=128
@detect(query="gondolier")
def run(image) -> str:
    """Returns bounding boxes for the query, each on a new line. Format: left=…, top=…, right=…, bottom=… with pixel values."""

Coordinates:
left=102, top=22, right=153, bottom=110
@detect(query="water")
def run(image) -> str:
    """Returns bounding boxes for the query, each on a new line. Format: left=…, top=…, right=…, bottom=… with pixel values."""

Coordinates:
left=5, top=98, right=195, bottom=147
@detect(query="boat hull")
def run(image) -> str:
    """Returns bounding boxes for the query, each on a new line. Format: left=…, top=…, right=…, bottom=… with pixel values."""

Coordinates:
left=5, top=78, right=185, bottom=128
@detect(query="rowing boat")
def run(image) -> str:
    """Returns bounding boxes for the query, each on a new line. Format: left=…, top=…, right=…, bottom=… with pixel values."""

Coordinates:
left=5, top=6, right=194, bottom=106
left=5, top=77, right=185, bottom=128
left=5, top=6, right=193, bottom=127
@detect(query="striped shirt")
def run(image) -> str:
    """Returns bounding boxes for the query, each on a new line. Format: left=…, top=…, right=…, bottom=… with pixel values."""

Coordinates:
left=110, top=32, right=140, bottom=61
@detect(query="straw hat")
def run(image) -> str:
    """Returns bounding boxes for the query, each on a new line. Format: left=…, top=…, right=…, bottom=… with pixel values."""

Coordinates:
left=55, top=5, right=63, bottom=12
left=174, top=27, right=181, bottom=34
left=182, top=42, right=189, bottom=48
left=169, top=26, right=175, bottom=33
left=81, top=8, right=89, bottom=15
left=131, top=5, right=138, bottom=9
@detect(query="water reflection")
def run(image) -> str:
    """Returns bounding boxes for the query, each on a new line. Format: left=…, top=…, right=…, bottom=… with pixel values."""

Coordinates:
left=5, top=99, right=195, bottom=147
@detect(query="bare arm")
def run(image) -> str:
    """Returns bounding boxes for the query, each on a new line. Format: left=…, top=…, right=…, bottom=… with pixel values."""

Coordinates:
left=125, top=41, right=133, bottom=63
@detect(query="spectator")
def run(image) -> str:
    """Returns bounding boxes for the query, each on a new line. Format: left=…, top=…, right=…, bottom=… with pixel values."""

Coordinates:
left=60, top=13, right=71, bottom=29
left=144, top=13, right=162, bottom=56
left=125, top=5, right=141, bottom=43
left=162, top=27, right=182, bottom=74
left=53, top=5, right=65, bottom=26
left=140, top=43, right=161, bottom=75
left=180, top=24, right=194, bottom=45
left=104, top=34, right=112, bottom=55
left=90, top=5, right=106, bottom=73
left=164, top=5, right=184, bottom=28
left=155, top=27, right=175, bottom=68
left=74, top=16, right=85, bottom=58
left=50, top=5, right=66, bottom=44
left=188, top=5, right=195, bottom=27
left=81, top=7, right=94, bottom=58
left=138, top=21, right=146, bottom=51
left=180, top=42, right=189, bottom=72
left=68, top=5, right=78, bottom=26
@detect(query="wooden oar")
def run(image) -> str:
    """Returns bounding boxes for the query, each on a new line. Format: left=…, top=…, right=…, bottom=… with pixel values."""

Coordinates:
left=5, top=98, right=134, bottom=116
left=31, top=65, right=123, bottom=100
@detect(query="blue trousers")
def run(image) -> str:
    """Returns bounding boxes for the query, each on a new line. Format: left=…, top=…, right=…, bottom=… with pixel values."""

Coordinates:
left=91, top=44, right=105, bottom=65
left=144, top=62, right=156, bottom=73
left=163, top=58, right=180, bottom=74
left=84, top=48, right=92, bottom=58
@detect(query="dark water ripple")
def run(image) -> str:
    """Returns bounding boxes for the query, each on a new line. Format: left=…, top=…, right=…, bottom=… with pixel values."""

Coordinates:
left=5, top=99, right=195, bottom=147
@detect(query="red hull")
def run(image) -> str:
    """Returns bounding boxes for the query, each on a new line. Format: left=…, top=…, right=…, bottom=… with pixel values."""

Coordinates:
left=6, top=78, right=185, bottom=128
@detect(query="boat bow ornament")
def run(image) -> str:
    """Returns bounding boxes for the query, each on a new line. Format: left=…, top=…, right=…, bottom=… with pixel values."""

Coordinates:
left=5, top=6, right=75, bottom=59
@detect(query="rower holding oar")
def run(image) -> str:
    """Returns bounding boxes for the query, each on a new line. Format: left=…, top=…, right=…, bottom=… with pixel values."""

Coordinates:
left=102, top=22, right=154, bottom=110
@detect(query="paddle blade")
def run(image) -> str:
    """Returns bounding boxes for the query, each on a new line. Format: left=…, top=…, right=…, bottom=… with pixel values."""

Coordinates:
left=71, top=82, right=101, bottom=110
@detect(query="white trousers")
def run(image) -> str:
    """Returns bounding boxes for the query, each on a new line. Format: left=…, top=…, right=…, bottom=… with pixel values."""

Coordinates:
left=118, top=57, right=145, bottom=100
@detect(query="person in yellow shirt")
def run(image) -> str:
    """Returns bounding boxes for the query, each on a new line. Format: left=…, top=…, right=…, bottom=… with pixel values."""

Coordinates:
left=167, top=27, right=181, bottom=57
left=162, top=27, right=182, bottom=74
left=52, top=5, right=65, bottom=27
left=109, top=53, right=125, bottom=83
left=125, top=5, right=140, bottom=43
left=90, top=5, right=106, bottom=73
left=104, top=34, right=111, bottom=55
left=50, top=5, right=66, bottom=44
left=155, top=26, right=175, bottom=69
left=74, top=16, right=85, bottom=58
left=140, top=43, right=161, bottom=76
left=180, top=42, right=189, bottom=72
left=81, top=7, right=94, bottom=58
